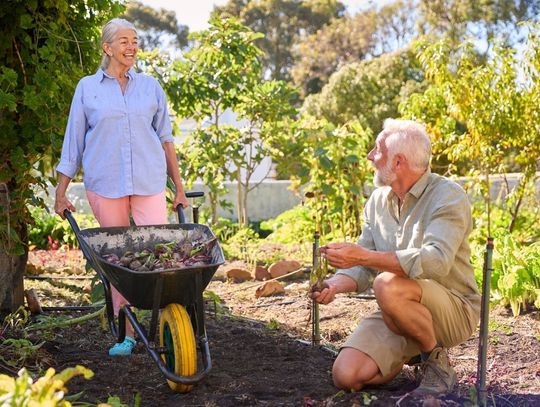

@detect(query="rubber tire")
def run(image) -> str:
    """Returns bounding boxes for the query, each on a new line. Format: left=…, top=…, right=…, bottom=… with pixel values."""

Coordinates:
left=159, top=303, right=197, bottom=392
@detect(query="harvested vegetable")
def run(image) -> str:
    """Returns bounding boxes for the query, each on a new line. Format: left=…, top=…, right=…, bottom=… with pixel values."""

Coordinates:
left=101, top=237, right=217, bottom=272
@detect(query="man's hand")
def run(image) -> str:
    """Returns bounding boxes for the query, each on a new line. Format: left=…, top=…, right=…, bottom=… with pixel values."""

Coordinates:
left=310, top=274, right=358, bottom=305
left=310, top=280, right=338, bottom=305
left=321, top=242, right=367, bottom=269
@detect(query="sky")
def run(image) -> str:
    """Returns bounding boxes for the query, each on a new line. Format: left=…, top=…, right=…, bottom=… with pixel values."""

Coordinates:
left=139, top=0, right=379, bottom=32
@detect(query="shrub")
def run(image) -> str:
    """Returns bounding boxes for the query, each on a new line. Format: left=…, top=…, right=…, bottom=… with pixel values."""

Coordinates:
left=260, top=205, right=315, bottom=244
left=28, top=206, right=97, bottom=249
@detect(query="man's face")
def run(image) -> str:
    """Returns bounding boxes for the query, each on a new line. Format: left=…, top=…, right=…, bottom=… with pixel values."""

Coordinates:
left=368, top=133, right=396, bottom=187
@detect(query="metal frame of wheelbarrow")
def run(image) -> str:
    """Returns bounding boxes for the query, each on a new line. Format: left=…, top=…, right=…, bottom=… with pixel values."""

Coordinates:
left=64, top=191, right=224, bottom=386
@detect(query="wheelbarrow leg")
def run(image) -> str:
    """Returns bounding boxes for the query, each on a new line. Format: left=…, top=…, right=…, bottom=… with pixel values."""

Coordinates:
left=148, top=276, right=164, bottom=342
left=98, top=272, right=118, bottom=337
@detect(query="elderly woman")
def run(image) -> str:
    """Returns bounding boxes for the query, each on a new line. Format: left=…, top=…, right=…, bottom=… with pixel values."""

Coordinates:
left=54, top=18, right=188, bottom=356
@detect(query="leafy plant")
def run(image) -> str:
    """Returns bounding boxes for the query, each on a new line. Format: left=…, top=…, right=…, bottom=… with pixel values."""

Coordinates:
left=260, top=205, right=315, bottom=244
left=265, top=318, right=281, bottom=330
left=28, top=206, right=98, bottom=249
left=286, top=118, right=373, bottom=240
left=0, top=339, right=43, bottom=373
left=0, top=365, right=93, bottom=406
left=490, top=237, right=540, bottom=316
left=0, top=0, right=122, bottom=310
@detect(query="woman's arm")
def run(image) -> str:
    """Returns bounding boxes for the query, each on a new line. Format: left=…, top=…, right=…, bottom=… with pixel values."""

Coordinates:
left=54, top=173, right=76, bottom=219
left=163, top=141, right=188, bottom=209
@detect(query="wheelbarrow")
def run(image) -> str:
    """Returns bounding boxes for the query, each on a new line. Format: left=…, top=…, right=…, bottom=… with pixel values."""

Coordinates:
left=63, top=192, right=225, bottom=393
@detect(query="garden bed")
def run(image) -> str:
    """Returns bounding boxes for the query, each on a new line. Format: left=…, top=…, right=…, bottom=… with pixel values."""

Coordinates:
left=8, top=251, right=540, bottom=406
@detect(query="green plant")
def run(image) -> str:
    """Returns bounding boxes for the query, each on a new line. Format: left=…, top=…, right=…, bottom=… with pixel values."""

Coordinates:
left=265, top=318, right=280, bottom=330
left=222, top=226, right=260, bottom=262
left=490, top=237, right=540, bottom=316
left=1, top=306, right=30, bottom=339
left=286, top=118, right=373, bottom=240
left=0, top=365, right=93, bottom=406
left=260, top=205, right=315, bottom=244
left=0, top=0, right=123, bottom=311
left=28, top=206, right=98, bottom=249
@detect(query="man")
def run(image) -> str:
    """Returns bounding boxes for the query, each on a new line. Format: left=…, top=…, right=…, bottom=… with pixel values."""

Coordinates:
left=312, top=119, right=480, bottom=396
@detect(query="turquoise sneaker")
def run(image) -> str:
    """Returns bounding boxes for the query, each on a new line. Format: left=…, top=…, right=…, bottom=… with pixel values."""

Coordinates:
left=108, top=336, right=136, bottom=356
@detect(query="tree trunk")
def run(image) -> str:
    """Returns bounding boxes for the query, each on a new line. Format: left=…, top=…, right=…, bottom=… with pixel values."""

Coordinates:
left=0, top=183, right=26, bottom=312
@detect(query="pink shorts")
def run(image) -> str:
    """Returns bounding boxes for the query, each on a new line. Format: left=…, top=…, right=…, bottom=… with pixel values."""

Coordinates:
left=86, top=190, right=168, bottom=315
left=86, top=190, right=168, bottom=227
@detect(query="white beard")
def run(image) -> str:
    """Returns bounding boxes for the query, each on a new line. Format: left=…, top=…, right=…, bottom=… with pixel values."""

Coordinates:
left=374, top=160, right=396, bottom=187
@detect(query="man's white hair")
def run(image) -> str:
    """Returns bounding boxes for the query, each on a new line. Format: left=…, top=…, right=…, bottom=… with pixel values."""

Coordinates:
left=100, top=18, right=137, bottom=69
left=381, top=119, right=432, bottom=171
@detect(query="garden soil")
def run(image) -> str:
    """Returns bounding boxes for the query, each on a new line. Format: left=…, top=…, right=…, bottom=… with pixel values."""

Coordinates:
left=8, top=250, right=540, bottom=406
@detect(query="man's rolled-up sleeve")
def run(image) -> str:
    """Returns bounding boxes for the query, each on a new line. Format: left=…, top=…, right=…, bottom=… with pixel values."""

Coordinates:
left=396, top=187, right=471, bottom=279
left=335, top=204, right=377, bottom=293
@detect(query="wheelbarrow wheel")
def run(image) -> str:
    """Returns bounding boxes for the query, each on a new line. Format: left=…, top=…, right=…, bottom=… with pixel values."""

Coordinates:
left=159, top=303, right=196, bottom=393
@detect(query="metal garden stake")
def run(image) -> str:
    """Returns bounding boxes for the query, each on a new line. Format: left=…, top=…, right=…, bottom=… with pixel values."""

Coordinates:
left=477, top=237, right=494, bottom=407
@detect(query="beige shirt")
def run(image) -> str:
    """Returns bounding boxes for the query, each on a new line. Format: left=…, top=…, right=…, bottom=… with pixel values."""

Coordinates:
left=337, top=169, right=481, bottom=314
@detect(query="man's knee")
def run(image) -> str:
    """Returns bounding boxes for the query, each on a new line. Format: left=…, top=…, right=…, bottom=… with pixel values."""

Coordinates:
left=373, top=272, right=421, bottom=305
left=332, top=348, right=379, bottom=391
left=373, top=272, right=400, bottom=302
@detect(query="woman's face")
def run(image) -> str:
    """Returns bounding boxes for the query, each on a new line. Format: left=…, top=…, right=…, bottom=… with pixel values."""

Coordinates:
left=104, top=28, right=138, bottom=70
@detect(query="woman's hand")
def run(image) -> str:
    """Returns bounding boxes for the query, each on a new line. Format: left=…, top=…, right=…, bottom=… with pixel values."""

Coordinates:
left=54, top=194, right=76, bottom=219
left=174, top=189, right=189, bottom=209
left=54, top=173, right=75, bottom=219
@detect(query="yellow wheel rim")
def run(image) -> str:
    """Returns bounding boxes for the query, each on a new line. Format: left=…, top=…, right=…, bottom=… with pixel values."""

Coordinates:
left=159, top=303, right=196, bottom=393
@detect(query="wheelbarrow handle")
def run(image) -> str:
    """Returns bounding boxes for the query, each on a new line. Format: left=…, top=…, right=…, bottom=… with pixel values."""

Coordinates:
left=63, top=209, right=80, bottom=234
left=177, top=191, right=204, bottom=224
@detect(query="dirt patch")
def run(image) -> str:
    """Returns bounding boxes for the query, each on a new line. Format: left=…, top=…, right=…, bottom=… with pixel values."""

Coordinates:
left=7, top=252, right=540, bottom=406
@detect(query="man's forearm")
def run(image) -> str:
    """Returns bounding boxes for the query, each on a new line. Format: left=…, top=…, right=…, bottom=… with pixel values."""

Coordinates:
left=327, top=274, right=359, bottom=294
left=363, top=249, right=406, bottom=277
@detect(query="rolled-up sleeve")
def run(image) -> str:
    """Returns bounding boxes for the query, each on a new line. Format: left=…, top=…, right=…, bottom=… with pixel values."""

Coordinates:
left=336, top=204, right=377, bottom=293
left=396, top=187, right=470, bottom=279
left=152, top=82, right=174, bottom=144
left=56, top=82, right=87, bottom=178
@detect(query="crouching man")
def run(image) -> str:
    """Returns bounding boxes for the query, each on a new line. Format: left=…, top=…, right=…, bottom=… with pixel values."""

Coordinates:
left=312, top=119, right=480, bottom=396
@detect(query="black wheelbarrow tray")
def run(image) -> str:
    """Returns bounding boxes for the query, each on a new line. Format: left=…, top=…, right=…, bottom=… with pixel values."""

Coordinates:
left=64, top=207, right=225, bottom=393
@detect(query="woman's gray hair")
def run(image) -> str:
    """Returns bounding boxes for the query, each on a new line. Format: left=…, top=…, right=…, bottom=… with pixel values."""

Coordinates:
left=100, top=18, right=137, bottom=69
left=382, top=119, right=432, bottom=172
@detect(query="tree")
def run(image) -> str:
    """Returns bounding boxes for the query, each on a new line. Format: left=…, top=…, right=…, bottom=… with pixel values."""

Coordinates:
left=402, top=30, right=540, bottom=235
left=121, top=1, right=189, bottom=51
left=291, top=10, right=378, bottom=97
left=302, top=48, right=426, bottom=135
left=417, top=0, right=540, bottom=50
left=214, top=0, right=345, bottom=81
left=0, top=0, right=122, bottom=311
left=144, top=17, right=297, bottom=226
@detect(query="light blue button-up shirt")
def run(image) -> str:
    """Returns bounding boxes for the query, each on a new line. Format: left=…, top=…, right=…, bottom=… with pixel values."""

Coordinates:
left=56, top=68, right=174, bottom=198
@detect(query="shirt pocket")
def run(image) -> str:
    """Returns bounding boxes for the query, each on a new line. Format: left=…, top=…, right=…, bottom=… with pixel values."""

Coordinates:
left=84, top=91, right=125, bottom=128
left=131, top=90, right=159, bottom=119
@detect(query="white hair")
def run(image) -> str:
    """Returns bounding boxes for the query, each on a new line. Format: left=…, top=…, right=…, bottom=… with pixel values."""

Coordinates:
left=381, top=119, right=432, bottom=171
left=100, top=18, right=137, bottom=69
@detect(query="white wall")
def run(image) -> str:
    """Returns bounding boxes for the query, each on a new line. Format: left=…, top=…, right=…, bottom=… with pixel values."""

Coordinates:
left=40, top=173, right=539, bottom=222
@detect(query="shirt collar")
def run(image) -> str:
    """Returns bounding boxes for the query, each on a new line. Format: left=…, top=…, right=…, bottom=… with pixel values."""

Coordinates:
left=408, top=168, right=431, bottom=199
left=385, top=168, right=432, bottom=202
left=98, top=67, right=136, bottom=82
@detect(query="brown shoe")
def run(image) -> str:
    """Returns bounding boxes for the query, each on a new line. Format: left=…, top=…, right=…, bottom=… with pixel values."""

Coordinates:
left=413, top=347, right=457, bottom=396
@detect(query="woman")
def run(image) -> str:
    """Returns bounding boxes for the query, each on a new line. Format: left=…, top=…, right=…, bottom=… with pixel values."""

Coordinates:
left=54, top=18, right=188, bottom=356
